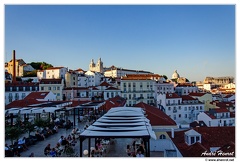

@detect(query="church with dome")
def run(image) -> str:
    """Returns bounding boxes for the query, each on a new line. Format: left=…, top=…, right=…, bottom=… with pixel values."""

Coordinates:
left=172, top=70, right=180, bottom=79
left=171, top=70, right=189, bottom=83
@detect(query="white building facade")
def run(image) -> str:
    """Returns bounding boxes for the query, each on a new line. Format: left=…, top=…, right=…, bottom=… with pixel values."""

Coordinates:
left=175, top=84, right=199, bottom=96
left=45, top=67, right=68, bottom=79
left=155, top=82, right=174, bottom=96
left=157, top=93, right=204, bottom=125
left=85, top=70, right=104, bottom=87
left=5, top=83, right=39, bottom=105
left=197, top=109, right=235, bottom=127
left=104, top=67, right=153, bottom=78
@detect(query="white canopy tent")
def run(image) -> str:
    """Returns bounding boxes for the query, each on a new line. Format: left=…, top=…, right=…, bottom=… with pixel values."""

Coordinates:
left=79, top=107, right=156, bottom=157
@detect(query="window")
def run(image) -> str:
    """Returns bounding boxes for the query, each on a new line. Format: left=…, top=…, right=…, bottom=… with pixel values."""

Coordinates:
left=111, top=92, right=114, bottom=98
left=196, top=136, right=200, bottom=142
left=129, top=101, right=132, bottom=106
left=41, top=87, right=44, bottom=91
left=107, top=92, right=109, bottom=98
left=159, top=134, right=166, bottom=139
left=53, top=87, right=56, bottom=90
left=185, top=114, right=187, bottom=118
left=185, top=107, right=187, bottom=111
left=178, top=106, right=181, bottom=110
left=191, top=137, right=195, bottom=144
left=22, top=93, right=26, bottom=99
left=48, top=87, right=51, bottom=90
left=57, top=87, right=60, bottom=90
left=168, top=107, right=171, bottom=111
left=179, top=114, right=181, bottom=118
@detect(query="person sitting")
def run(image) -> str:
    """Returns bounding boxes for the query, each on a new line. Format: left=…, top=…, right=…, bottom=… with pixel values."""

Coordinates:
left=44, top=144, right=51, bottom=156
left=71, top=128, right=76, bottom=135
left=94, top=145, right=100, bottom=156
left=71, top=136, right=77, bottom=145
left=35, top=130, right=45, bottom=141
left=58, top=136, right=64, bottom=145
left=18, top=137, right=28, bottom=151
left=90, top=149, right=95, bottom=157
left=67, top=134, right=73, bottom=142
left=61, top=137, right=69, bottom=146
left=126, top=144, right=132, bottom=157
left=138, top=145, right=145, bottom=155
left=55, top=142, right=63, bottom=156
left=49, top=148, right=57, bottom=157
left=136, top=149, right=144, bottom=157
left=96, top=141, right=103, bottom=151
left=5, top=143, right=14, bottom=157
left=46, top=127, right=53, bottom=135
left=53, top=125, right=58, bottom=133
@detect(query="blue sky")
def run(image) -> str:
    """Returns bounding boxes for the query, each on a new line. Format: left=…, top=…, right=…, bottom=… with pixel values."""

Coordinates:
left=4, top=5, right=235, bottom=82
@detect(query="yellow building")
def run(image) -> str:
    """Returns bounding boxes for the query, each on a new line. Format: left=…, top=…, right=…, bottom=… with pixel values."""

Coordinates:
left=189, top=92, right=213, bottom=111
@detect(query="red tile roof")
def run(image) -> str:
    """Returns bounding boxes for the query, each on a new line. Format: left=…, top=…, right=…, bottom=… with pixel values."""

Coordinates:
left=24, top=92, right=50, bottom=100
left=63, top=87, right=89, bottom=91
left=5, top=82, right=39, bottom=87
left=223, top=94, right=233, bottom=98
left=210, top=108, right=230, bottom=113
left=5, top=99, right=44, bottom=109
left=166, top=93, right=181, bottom=99
left=99, top=95, right=126, bottom=111
left=105, top=87, right=120, bottom=90
left=167, top=127, right=235, bottom=157
left=181, top=95, right=198, bottom=101
left=189, top=92, right=206, bottom=97
left=99, top=81, right=111, bottom=87
left=40, top=79, right=62, bottom=84
left=215, top=142, right=235, bottom=157
left=134, top=102, right=176, bottom=126
left=176, top=83, right=195, bottom=87
left=205, top=112, right=216, bottom=119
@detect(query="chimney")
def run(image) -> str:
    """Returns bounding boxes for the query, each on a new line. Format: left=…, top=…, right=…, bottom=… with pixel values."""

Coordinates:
left=171, top=128, right=174, bottom=138
left=12, top=50, right=16, bottom=83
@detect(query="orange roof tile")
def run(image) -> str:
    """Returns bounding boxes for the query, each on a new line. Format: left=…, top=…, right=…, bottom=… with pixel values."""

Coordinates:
left=24, top=92, right=50, bottom=100
left=167, top=127, right=235, bottom=157
left=134, top=102, right=177, bottom=126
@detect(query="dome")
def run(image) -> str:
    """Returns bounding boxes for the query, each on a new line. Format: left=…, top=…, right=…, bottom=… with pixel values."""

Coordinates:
left=172, top=70, right=180, bottom=79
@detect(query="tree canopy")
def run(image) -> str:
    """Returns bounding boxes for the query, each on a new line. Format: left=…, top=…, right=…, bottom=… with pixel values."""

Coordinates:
left=30, top=62, right=53, bottom=70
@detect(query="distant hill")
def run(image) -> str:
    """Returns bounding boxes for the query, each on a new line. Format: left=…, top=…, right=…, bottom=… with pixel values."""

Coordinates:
left=30, top=62, right=53, bottom=70
left=23, top=62, right=53, bottom=77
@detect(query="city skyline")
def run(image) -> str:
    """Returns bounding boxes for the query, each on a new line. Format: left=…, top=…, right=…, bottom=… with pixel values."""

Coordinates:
left=4, top=5, right=235, bottom=82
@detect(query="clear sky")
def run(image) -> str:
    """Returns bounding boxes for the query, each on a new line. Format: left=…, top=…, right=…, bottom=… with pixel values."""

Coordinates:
left=4, top=4, right=235, bottom=82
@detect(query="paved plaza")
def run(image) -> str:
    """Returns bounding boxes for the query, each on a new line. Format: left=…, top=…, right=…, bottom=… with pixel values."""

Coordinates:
left=5, top=115, right=163, bottom=158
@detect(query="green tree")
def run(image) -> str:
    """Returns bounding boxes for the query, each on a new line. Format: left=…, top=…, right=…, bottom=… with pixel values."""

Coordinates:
left=34, top=118, right=50, bottom=128
left=29, top=62, right=53, bottom=70
left=5, top=126, right=23, bottom=145
left=24, top=121, right=36, bottom=138
left=163, top=75, right=168, bottom=80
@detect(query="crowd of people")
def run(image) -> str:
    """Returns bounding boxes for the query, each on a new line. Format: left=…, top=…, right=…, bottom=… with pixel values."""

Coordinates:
left=43, top=126, right=79, bottom=157
left=125, top=139, right=145, bottom=157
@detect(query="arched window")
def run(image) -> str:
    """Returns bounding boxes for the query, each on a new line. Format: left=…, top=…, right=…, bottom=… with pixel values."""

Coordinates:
left=159, top=134, right=166, bottom=139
